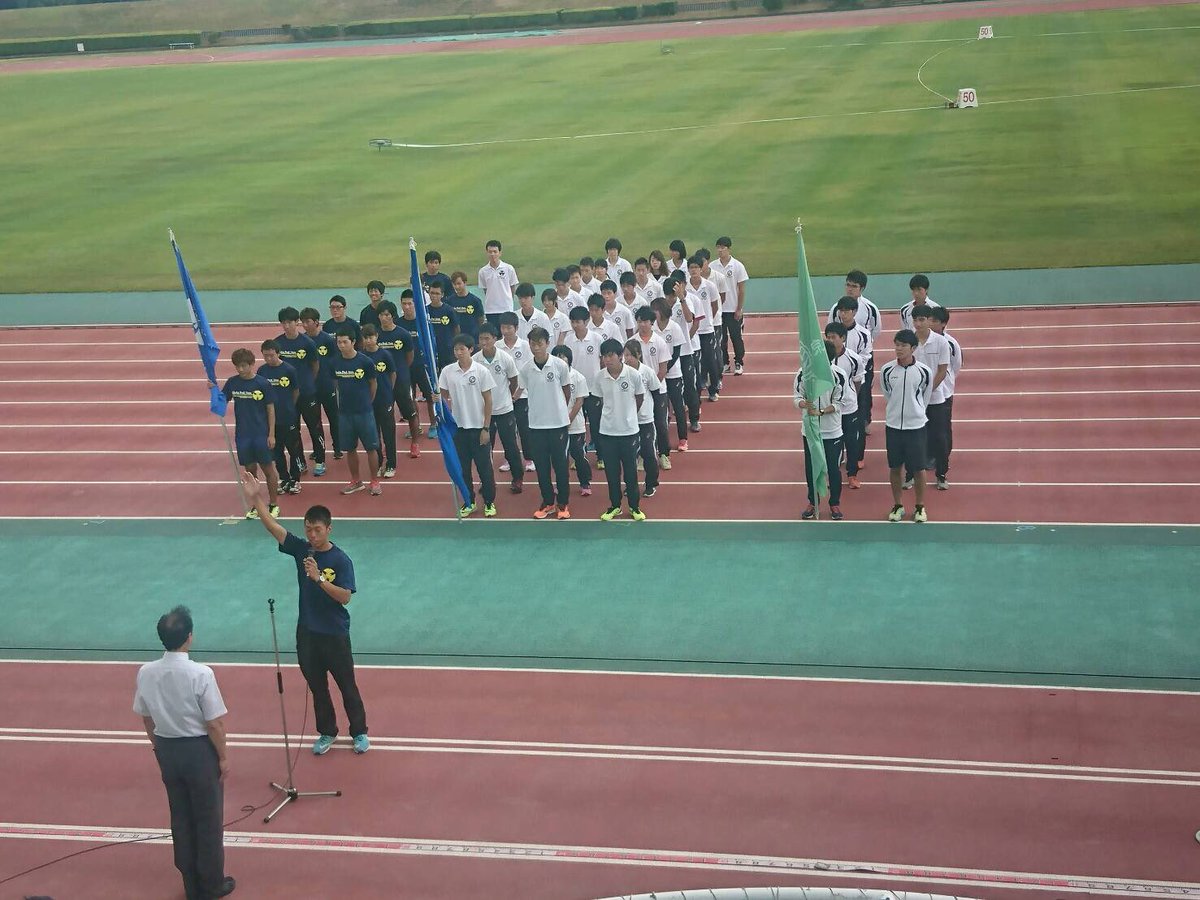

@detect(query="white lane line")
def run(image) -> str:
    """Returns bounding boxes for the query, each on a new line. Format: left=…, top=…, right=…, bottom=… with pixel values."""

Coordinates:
left=1, top=727, right=1195, bottom=786
left=0, top=393, right=1195, bottom=404
left=0, top=480, right=1194, bottom=487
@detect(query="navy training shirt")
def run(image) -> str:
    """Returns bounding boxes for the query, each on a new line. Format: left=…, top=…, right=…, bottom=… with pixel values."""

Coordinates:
left=279, top=533, right=355, bottom=635
left=359, top=300, right=398, bottom=331
left=447, top=291, right=483, bottom=339
left=220, top=374, right=273, bottom=442
left=257, top=360, right=298, bottom=423
left=426, top=302, right=460, bottom=358
left=331, top=351, right=376, bottom=415
left=308, top=329, right=338, bottom=393
left=377, top=327, right=413, bottom=384
left=324, top=316, right=362, bottom=347
left=362, top=347, right=396, bottom=410
left=273, top=332, right=318, bottom=396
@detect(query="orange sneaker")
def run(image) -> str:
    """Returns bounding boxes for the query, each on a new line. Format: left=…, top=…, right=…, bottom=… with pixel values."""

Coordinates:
left=533, top=504, right=556, bottom=519
left=556, top=505, right=571, bottom=520
left=848, top=475, right=861, bottom=489
left=409, top=441, right=421, bottom=459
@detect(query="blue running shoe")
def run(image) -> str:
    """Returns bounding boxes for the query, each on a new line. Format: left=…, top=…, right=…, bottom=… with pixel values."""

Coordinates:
left=312, top=734, right=335, bottom=755
left=352, top=734, right=370, bottom=754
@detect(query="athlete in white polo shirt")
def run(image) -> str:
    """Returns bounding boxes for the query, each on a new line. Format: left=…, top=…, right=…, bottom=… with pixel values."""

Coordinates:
left=686, top=256, right=721, bottom=402
left=600, top=280, right=636, bottom=339
left=620, top=272, right=650, bottom=316
left=880, top=329, right=934, bottom=523
left=438, top=334, right=498, bottom=518
left=824, top=321, right=864, bottom=489
left=591, top=338, right=647, bottom=521
left=712, top=236, right=749, bottom=375
left=553, top=267, right=586, bottom=315
left=634, top=306, right=672, bottom=468
left=653, top=297, right=690, bottom=453
left=912, top=305, right=952, bottom=491
left=478, top=239, right=519, bottom=328
left=551, top=344, right=593, bottom=498
left=666, top=273, right=702, bottom=434
left=514, top=282, right=551, bottom=341
left=473, top=324, right=523, bottom=494
left=604, top=238, right=632, bottom=281
left=540, top=289, right=571, bottom=346
left=624, top=340, right=663, bottom=498
left=632, top=258, right=665, bottom=304
left=564, top=307, right=604, bottom=455
left=899, top=273, right=941, bottom=331
left=931, top=306, right=962, bottom=490
left=519, top=327, right=574, bottom=519
left=587, top=293, right=624, bottom=344
left=498, top=311, right=534, bottom=472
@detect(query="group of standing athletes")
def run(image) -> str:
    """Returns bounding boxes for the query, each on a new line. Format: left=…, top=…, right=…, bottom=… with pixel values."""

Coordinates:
left=794, top=271, right=964, bottom=523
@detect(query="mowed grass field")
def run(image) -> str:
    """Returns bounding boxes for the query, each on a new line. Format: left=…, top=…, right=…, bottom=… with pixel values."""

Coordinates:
left=0, top=4, right=1198, bottom=291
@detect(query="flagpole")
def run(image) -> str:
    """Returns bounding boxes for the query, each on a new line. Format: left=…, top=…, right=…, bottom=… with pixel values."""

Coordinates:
left=795, top=219, right=834, bottom=516
left=169, top=228, right=251, bottom=519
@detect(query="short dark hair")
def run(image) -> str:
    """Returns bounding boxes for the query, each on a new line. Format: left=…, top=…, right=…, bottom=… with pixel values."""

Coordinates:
left=541, top=288, right=558, bottom=305
left=605, top=237, right=622, bottom=252
left=485, top=239, right=502, bottom=251
left=835, top=295, right=859, bottom=313
left=551, top=344, right=573, bottom=364
left=687, top=255, right=704, bottom=269
left=361, top=324, right=378, bottom=338
left=378, top=306, right=395, bottom=320
left=824, top=322, right=848, bottom=339
left=450, top=270, right=468, bottom=284
left=299, top=307, right=321, bottom=322
left=623, top=339, right=642, bottom=361
left=497, top=311, right=519, bottom=328
left=633, top=257, right=649, bottom=268
left=894, top=329, right=919, bottom=348
left=527, top=326, right=550, bottom=345
left=367, top=280, right=386, bottom=294
left=846, top=269, right=868, bottom=288
left=515, top=282, right=536, bottom=299
left=479, top=323, right=499, bottom=338
left=278, top=306, right=300, bottom=323
left=335, top=327, right=356, bottom=341
left=932, top=306, right=950, bottom=324
left=715, top=236, right=732, bottom=248
left=304, top=504, right=332, bottom=526
left=600, top=279, right=617, bottom=293
left=909, top=274, right=930, bottom=291
left=912, top=306, right=934, bottom=320
left=650, top=298, right=672, bottom=319
left=593, top=258, right=609, bottom=270
left=400, top=288, right=414, bottom=300
left=427, top=282, right=444, bottom=295
left=599, top=338, right=624, bottom=357
left=552, top=267, right=571, bottom=284
left=619, top=271, right=636, bottom=286
left=578, top=256, right=594, bottom=268
left=453, top=333, right=475, bottom=350
left=587, top=294, right=605, bottom=310
left=569, top=306, right=590, bottom=322
left=329, top=294, right=347, bottom=309
left=567, top=264, right=581, bottom=277
left=696, top=247, right=711, bottom=261
left=261, top=338, right=280, bottom=353
left=157, top=605, right=193, bottom=651
left=635, top=306, right=655, bottom=322
left=231, top=348, right=254, bottom=367
left=424, top=250, right=442, bottom=264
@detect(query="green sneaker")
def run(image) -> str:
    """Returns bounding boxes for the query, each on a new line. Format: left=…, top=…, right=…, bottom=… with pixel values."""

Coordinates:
left=268, top=504, right=280, bottom=518
left=483, top=503, right=497, bottom=518
left=245, top=508, right=259, bottom=519
left=312, top=734, right=335, bottom=756
left=913, top=505, right=929, bottom=524
left=459, top=503, right=476, bottom=517
left=629, top=508, right=647, bottom=522
left=600, top=506, right=621, bottom=521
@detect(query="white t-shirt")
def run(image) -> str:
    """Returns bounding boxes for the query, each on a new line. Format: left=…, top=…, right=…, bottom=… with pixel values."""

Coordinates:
left=438, top=360, right=496, bottom=429
left=606, top=256, right=632, bottom=280
left=566, top=369, right=589, bottom=436
left=590, top=364, right=645, bottom=437
left=624, top=293, right=651, bottom=315
left=589, top=317, right=624, bottom=345
left=563, top=330, right=603, bottom=383
left=604, top=303, right=636, bottom=337
left=472, top=347, right=518, bottom=416
left=712, top=256, right=749, bottom=313
left=633, top=363, right=662, bottom=424
left=557, top=289, right=586, bottom=315
left=703, top=266, right=731, bottom=315
left=545, top=309, right=572, bottom=344
left=477, top=260, right=519, bottom=315
left=665, top=257, right=686, bottom=276
left=518, top=355, right=571, bottom=429
left=634, top=278, right=664, bottom=304
left=581, top=278, right=602, bottom=298
left=655, top=319, right=688, bottom=379
left=684, top=294, right=707, bottom=349
left=636, top=331, right=671, bottom=389
left=914, top=330, right=952, bottom=404
left=670, top=298, right=700, bottom=353
left=133, top=652, right=227, bottom=739
left=499, top=336, right=531, bottom=370
left=686, top=278, right=719, bottom=336
left=899, top=298, right=942, bottom=332
left=515, top=307, right=551, bottom=342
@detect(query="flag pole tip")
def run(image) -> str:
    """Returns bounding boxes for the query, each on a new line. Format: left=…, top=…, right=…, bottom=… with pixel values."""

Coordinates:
left=794, top=220, right=803, bottom=234
left=168, top=228, right=176, bottom=241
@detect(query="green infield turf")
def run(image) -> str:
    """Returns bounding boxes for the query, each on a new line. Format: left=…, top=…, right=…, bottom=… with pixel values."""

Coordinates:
left=0, top=4, right=1198, bottom=292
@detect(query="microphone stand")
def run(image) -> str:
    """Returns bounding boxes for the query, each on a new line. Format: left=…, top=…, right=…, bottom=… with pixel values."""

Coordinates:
left=263, top=597, right=341, bottom=823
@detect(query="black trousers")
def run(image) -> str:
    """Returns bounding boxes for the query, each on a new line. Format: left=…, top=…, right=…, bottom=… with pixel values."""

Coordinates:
left=638, top=422, right=660, bottom=490
left=804, top=435, right=845, bottom=506
left=297, top=393, right=326, bottom=463
left=273, top=416, right=303, bottom=483
left=528, top=426, right=571, bottom=506
left=665, top=377, right=687, bottom=440
left=583, top=396, right=602, bottom=448
left=489, top=410, right=524, bottom=478
left=721, top=312, right=745, bottom=366
left=154, top=735, right=224, bottom=900
left=698, top=332, right=720, bottom=397
left=841, top=410, right=865, bottom=476
left=317, top=388, right=341, bottom=454
left=568, top=432, right=592, bottom=487
left=513, top=397, right=533, bottom=462
left=409, top=363, right=434, bottom=403
left=373, top=404, right=396, bottom=469
left=296, top=624, right=367, bottom=738
left=926, top=400, right=951, bottom=477
left=679, top=356, right=700, bottom=425
left=454, top=426, right=496, bottom=506
left=598, top=432, right=640, bottom=510
left=652, top=392, right=670, bottom=456
left=942, top=395, right=955, bottom=478
left=860, top=356, right=875, bottom=425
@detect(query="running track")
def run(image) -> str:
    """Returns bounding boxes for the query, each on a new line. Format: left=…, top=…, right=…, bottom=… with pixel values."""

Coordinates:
left=0, top=304, right=1197, bottom=524
left=2, top=660, right=1199, bottom=899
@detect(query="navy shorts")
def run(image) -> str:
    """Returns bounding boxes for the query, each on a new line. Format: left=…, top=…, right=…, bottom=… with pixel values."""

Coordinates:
left=236, top=434, right=273, bottom=468
left=339, top=410, right=379, bottom=451
left=885, top=425, right=928, bottom=473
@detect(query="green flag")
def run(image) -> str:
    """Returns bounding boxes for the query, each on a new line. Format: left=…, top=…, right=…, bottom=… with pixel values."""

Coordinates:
left=795, top=223, right=835, bottom=504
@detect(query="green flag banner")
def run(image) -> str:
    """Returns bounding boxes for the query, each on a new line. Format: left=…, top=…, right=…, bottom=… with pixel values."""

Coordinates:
left=795, top=223, right=835, bottom=503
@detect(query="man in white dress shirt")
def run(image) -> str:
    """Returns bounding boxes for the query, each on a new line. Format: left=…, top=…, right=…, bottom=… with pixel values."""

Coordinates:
left=477, top=239, right=519, bottom=328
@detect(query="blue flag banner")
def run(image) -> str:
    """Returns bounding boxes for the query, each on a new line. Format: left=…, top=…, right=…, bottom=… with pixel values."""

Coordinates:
left=409, top=239, right=471, bottom=506
left=170, top=230, right=228, bottom=417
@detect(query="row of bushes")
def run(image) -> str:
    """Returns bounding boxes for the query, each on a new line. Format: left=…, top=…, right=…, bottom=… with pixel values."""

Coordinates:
left=336, top=5, right=670, bottom=40
left=0, top=30, right=202, bottom=57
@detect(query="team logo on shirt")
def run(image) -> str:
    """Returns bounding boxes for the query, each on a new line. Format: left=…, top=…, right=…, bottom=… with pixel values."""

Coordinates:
left=321, top=567, right=336, bottom=584
left=585, top=345, right=595, bottom=355
left=318, top=346, right=328, bottom=356
left=545, top=371, right=555, bottom=382
left=279, top=376, right=291, bottom=388
left=355, top=368, right=365, bottom=379
left=296, top=349, right=307, bottom=360
left=468, top=375, right=477, bottom=385
left=464, top=305, right=475, bottom=315
left=375, top=361, right=387, bottom=373
left=434, top=315, right=450, bottom=325
left=619, top=380, right=630, bottom=391
left=251, top=389, right=265, bottom=401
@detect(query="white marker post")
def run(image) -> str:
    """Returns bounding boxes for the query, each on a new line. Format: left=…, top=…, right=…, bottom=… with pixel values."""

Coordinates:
left=956, top=88, right=979, bottom=108
left=978, top=25, right=993, bottom=39
left=76, top=42, right=85, bottom=52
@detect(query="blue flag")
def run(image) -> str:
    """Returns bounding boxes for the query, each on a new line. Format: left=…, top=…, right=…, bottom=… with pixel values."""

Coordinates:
left=170, top=231, right=227, bottom=417
left=409, top=239, right=471, bottom=506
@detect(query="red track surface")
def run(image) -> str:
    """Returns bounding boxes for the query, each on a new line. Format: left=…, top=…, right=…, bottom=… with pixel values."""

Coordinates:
left=3, top=661, right=1199, bottom=899
left=1, top=304, right=1198, bottom=524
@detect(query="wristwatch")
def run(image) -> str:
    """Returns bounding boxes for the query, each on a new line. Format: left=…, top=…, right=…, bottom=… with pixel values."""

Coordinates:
left=318, top=574, right=327, bottom=583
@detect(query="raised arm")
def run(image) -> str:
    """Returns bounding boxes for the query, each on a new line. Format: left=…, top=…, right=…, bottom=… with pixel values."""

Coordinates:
left=242, top=470, right=287, bottom=543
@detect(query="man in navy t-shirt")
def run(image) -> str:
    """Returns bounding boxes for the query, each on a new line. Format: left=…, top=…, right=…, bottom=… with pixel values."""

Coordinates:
left=448, top=271, right=485, bottom=341
left=259, top=340, right=302, bottom=495
left=275, top=307, right=324, bottom=475
left=399, top=291, right=438, bottom=435
left=301, top=307, right=342, bottom=464
left=425, top=283, right=461, bottom=374
left=331, top=329, right=380, bottom=496
left=360, top=325, right=398, bottom=478
left=323, top=295, right=361, bottom=347
left=359, top=280, right=399, bottom=331
left=217, top=347, right=279, bottom=518
left=243, top=473, right=369, bottom=756
left=377, top=306, right=422, bottom=459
